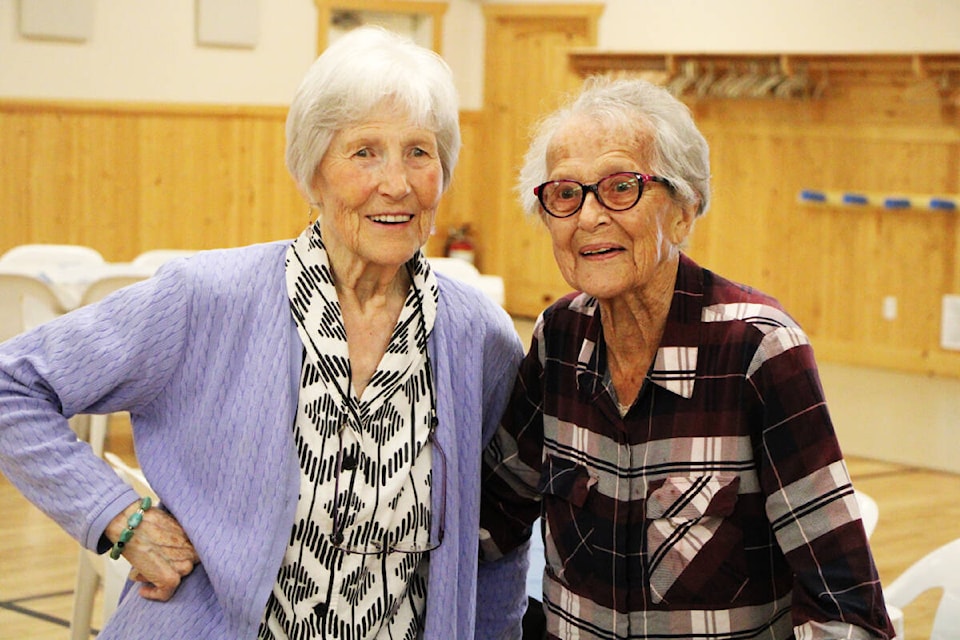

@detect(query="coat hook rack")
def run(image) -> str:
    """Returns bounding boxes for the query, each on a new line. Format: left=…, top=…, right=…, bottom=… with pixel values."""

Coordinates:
left=799, top=189, right=958, bottom=212
left=568, top=52, right=960, bottom=106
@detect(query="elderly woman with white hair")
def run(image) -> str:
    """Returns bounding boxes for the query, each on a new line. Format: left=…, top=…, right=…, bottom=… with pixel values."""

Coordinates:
left=0, top=26, right=526, bottom=639
left=480, top=76, right=895, bottom=640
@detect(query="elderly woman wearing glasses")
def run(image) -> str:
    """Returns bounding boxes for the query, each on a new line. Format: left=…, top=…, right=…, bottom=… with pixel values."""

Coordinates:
left=479, top=76, right=895, bottom=639
left=0, top=27, right=527, bottom=639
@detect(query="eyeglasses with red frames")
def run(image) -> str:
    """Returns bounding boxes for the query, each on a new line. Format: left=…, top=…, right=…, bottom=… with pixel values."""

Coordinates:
left=534, top=171, right=672, bottom=219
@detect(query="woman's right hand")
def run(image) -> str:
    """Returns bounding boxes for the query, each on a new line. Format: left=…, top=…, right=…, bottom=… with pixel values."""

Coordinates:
left=105, top=500, right=201, bottom=601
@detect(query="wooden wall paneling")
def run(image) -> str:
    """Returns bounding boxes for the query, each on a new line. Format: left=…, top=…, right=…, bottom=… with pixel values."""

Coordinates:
left=75, top=113, right=141, bottom=255
left=1, top=109, right=37, bottom=246
left=563, top=53, right=960, bottom=376
left=0, top=101, right=305, bottom=261
left=245, top=115, right=310, bottom=243
left=952, top=138, right=960, bottom=308
left=481, top=3, right=603, bottom=317
left=5, top=110, right=72, bottom=245
left=138, top=113, right=200, bottom=252
left=698, top=120, right=959, bottom=375
left=796, top=133, right=956, bottom=372
left=430, top=110, right=483, bottom=259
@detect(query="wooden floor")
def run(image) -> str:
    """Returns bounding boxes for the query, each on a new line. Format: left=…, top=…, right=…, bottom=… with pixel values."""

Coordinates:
left=0, top=319, right=957, bottom=639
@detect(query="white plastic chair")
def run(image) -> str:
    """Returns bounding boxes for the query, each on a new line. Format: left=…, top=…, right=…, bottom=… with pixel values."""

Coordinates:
left=527, top=517, right=545, bottom=600
left=0, top=273, right=108, bottom=447
left=854, top=489, right=879, bottom=539
left=70, top=452, right=157, bottom=640
left=884, top=537, right=960, bottom=640
left=0, top=273, right=66, bottom=342
left=130, top=249, right=197, bottom=273
left=0, top=243, right=105, bottom=268
left=427, top=256, right=506, bottom=306
left=1, top=245, right=108, bottom=309
left=80, top=274, right=148, bottom=307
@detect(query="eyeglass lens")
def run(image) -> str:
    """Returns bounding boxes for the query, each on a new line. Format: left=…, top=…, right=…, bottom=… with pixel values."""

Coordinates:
left=330, top=427, right=446, bottom=555
left=538, top=172, right=649, bottom=218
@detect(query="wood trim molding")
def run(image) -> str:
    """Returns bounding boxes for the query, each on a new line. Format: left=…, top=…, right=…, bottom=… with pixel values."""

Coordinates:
left=483, top=3, right=604, bottom=41
left=0, top=98, right=287, bottom=119
left=314, top=0, right=448, bottom=54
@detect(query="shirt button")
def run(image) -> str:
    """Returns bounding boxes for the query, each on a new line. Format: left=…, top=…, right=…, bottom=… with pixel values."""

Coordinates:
left=341, top=454, right=358, bottom=471
left=313, top=601, right=329, bottom=618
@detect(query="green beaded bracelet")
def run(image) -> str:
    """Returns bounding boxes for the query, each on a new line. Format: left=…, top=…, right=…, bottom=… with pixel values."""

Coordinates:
left=109, top=496, right=152, bottom=560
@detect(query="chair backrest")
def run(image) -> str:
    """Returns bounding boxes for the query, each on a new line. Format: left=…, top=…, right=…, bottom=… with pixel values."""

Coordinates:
left=130, top=249, right=197, bottom=273
left=0, top=244, right=105, bottom=268
left=428, top=256, right=482, bottom=281
left=103, top=452, right=157, bottom=502
left=527, top=517, right=546, bottom=599
left=69, top=452, right=158, bottom=639
left=427, top=256, right=506, bottom=306
left=0, top=273, right=66, bottom=342
left=79, top=274, right=148, bottom=306
left=884, top=537, right=960, bottom=639
left=854, top=489, right=879, bottom=538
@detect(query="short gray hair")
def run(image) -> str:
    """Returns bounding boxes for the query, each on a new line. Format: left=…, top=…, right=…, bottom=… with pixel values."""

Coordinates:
left=285, top=26, right=461, bottom=196
left=517, top=76, right=711, bottom=218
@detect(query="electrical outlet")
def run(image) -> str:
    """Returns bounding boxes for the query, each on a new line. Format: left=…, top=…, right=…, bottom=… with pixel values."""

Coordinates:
left=882, top=296, right=897, bottom=321
left=941, top=295, right=960, bottom=351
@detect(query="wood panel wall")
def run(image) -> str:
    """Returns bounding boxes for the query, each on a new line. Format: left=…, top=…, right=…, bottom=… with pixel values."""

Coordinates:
left=562, top=53, right=960, bottom=377
left=0, top=100, right=480, bottom=262
left=4, top=50, right=958, bottom=378
left=480, top=4, right=604, bottom=312
left=0, top=101, right=305, bottom=260
left=426, top=110, right=485, bottom=258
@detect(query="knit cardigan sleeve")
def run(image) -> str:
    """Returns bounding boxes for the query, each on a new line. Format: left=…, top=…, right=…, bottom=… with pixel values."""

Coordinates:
left=0, top=242, right=302, bottom=640
left=0, top=261, right=191, bottom=550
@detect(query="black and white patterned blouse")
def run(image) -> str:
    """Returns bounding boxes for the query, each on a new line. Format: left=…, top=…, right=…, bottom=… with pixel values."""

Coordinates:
left=260, top=224, right=439, bottom=640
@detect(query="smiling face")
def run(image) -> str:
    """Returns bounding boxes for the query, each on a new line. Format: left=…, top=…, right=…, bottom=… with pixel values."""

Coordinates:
left=542, top=114, right=696, bottom=303
left=310, top=102, right=443, bottom=278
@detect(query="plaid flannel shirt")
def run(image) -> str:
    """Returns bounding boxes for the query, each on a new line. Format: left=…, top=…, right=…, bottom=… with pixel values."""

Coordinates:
left=480, top=254, right=894, bottom=640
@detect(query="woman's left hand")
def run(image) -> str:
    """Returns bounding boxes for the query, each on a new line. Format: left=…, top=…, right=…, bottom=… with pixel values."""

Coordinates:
left=106, top=500, right=201, bottom=602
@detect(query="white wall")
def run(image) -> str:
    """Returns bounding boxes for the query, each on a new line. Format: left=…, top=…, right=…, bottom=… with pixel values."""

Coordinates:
left=440, top=0, right=485, bottom=108
left=1, top=0, right=957, bottom=109
left=595, top=0, right=960, bottom=53
left=0, top=0, right=317, bottom=105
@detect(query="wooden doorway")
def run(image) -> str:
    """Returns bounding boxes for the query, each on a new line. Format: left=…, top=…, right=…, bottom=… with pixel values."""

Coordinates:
left=481, top=4, right=603, bottom=317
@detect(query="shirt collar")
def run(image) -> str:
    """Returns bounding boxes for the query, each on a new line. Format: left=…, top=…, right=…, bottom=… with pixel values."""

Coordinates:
left=576, top=254, right=703, bottom=400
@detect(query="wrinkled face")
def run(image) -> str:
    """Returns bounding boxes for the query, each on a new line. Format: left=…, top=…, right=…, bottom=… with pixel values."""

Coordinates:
left=311, top=103, right=443, bottom=272
left=541, top=114, right=695, bottom=301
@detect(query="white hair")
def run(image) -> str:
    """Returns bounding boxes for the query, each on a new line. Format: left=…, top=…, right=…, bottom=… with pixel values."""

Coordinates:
left=517, top=76, right=711, bottom=218
left=285, top=26, right=461, bottom=196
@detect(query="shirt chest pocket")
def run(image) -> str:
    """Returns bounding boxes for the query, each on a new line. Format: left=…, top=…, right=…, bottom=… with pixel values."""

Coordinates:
left=645, top=474, right=746, bottom=605
left=537, top=455, right=594, bottom=507
left=535, top=455, right=600, bottom=586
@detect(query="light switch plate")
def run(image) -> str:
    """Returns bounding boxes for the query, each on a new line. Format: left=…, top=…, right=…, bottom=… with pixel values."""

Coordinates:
left=941, top=295, right=960, bottom=351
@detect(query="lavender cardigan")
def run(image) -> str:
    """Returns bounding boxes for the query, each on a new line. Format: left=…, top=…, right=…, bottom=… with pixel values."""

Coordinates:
left=0, top=241, right=528, bottom=639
